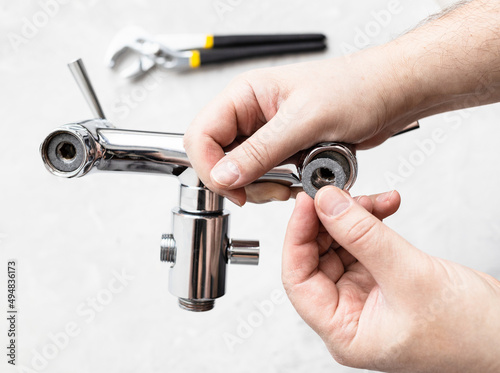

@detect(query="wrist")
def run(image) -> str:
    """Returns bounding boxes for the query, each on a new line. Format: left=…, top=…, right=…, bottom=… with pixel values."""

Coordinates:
left=354, top=42, right=426, bottom=133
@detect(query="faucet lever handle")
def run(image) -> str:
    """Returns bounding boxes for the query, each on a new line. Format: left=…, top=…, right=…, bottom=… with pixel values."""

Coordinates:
left=68, top=58, right=107, bottom=120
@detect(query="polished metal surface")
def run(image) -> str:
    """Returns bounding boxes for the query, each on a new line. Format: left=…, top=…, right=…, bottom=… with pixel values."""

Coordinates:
left=41, top=122, right=101, bottom=178
left=227, top=240, right=260, bottom=265
left=40, top=120, right=357, bottom=311
left=68, top=59, right=107, bottom=119
left=179, top=184, right=225, bottom=213
left=163, top=208, right=261, bottom=309
left=97, top=128, right=190, bottom=175
left=107, top=35, right=193, bottom=78
left=160, top=234, right=176, bottom=266
left=40, top=122, right=189, bottom=178
left=167, top=208, right=229, bottom=302
left=41, top=59, right=359, bottom=311
left=178, top=298, right=215, bottom=312
left=39, top=121, right=336, bottom=190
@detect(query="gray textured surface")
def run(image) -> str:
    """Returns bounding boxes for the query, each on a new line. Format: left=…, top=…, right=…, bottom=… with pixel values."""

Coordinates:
left=1, top=1, right=500, bottom=373
left=302, top=157, right=348, bottom=198
left=45, top=132, right=85, bottom=172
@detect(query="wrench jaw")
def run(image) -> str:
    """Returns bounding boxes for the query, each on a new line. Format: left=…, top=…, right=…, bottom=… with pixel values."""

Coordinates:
left=116, top=53, right=156, bottom=80
left=104, top=27, right=152, bottom=71
left=105, top=34, right=193, bottom=79
left=123, top=57, right=156, bottom=79
left=106, top=43, right=157, bottom=79
left=105, top=26, right=198, bottom=79
left=105, top=26, right=159, bottom=79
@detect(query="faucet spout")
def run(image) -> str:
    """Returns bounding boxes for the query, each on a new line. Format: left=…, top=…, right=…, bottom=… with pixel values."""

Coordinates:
left=40, top=119, right=356, bottom=194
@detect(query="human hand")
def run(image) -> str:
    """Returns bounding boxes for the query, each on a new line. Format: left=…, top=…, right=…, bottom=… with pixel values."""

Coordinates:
left=184, top=47, right=415, bottom=206
left=185, top=0, right=500, bottom=206
left=282, top=187, right=500, bottom=373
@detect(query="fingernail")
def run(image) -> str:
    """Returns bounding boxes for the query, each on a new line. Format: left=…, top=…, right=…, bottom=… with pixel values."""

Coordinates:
left=317, top=187, right=351, bottom=217
left=376, top=190, right=395, bottom=202
left=211, top=160, right=240, bottom=187
left=227, top=196, right=242, bottom=207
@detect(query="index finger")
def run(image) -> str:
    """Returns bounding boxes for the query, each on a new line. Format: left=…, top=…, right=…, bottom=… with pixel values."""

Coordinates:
left=184, top=81, right=265, bottom=205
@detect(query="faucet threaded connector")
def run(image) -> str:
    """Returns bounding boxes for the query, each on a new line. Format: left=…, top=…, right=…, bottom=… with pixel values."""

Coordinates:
left=178, top=298, right=215, bottom=312
left=160, top=234, right=176, bottom=265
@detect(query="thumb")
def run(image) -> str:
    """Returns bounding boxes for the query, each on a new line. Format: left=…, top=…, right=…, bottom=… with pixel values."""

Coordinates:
left=314, top=186, right=425, bottom=287
left=209, top=108, right=310, bottom=189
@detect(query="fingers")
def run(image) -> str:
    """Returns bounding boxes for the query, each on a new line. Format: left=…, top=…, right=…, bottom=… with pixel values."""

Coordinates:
left=185, top=74, right=306, bottom=205
left=290, top=187, right=303, bottom=199
left=359, top=190, right=401, bottom=221
left=318, top=248, right=345, bottom=284
left=282, top=192, right=321, bottom=285
left=314, top=191, right=399, bottom=262
left=184, top=78, right=266, bottom=205
left=335, top=247, right=357, bottom=268
left=333, top=191, right=400, bottom=268
left=282, top=192, right=341, bottom=333
left=209, top=107, right=309, bottom=190
left=314, top=186, right=423, bottom=288
left=244, top=183, right=292, bottom=204
left=354, top=195, right=374, bottom=214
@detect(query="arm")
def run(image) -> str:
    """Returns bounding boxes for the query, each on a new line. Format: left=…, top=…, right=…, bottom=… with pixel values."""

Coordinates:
left=184, top=0, right=500, bottom=205
left=383, top=0, right=500, bottom=135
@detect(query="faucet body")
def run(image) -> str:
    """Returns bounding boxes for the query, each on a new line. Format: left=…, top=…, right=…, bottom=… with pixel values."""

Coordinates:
left=40, top=118, right=357, bottom=311
left=40, top=59, right=358, bottom=311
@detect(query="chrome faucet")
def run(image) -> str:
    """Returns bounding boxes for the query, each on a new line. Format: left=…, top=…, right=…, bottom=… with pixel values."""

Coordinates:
left=40, top=59, right=359, bottom=311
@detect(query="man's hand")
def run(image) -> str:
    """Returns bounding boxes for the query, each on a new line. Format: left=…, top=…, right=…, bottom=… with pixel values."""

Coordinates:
left=184, top=52, right=412, bottom=205
left=282, top=188, right=500, bottom=373
left=184, top=0, right=500, bottom=206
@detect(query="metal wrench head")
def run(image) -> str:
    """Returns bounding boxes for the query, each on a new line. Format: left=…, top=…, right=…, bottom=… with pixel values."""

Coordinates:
left=105, top=30, right=192, bottom=78
left=106, top=39, right=160, bottom=79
